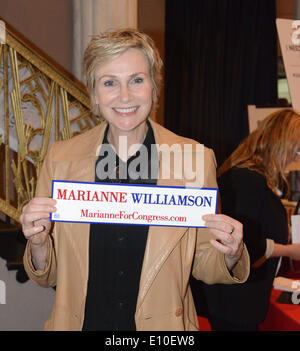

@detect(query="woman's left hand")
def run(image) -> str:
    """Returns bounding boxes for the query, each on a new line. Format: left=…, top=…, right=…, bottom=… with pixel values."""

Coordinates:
left=202, top=213, right=244, bottom=271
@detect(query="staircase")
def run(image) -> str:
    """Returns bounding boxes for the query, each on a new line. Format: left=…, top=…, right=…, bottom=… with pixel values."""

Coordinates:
left=0, top=20, right=101, bottom=275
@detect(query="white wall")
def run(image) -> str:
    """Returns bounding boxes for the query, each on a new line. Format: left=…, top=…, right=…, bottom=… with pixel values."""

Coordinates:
left=0, top=257, right=55, bottom=331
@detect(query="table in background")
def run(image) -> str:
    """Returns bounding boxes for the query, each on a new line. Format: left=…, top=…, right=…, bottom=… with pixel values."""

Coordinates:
left=197, top=260, right=300, bottom=331
left=258, top=288, right=300, bottom=331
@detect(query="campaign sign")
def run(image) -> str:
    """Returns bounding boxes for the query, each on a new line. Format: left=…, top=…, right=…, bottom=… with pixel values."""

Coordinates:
left=51, top=180, right=218, bottom=227
left=276, top=18, right=300, bottom=112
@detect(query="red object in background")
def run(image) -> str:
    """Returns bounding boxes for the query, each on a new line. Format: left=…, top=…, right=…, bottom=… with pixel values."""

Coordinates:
left=259, top=289, right=300, bottom=331
left=197, top=316, right=212, bottom=331
left=259, top=259, right=300, bottom=331
left=197, top=259, right=300, bottom=331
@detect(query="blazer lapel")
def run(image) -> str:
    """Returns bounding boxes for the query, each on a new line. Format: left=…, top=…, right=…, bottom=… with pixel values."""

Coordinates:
left=136, top=213, right=188, bottom=312
left=54, top=121, right=107, bottom=183
left=136, top=123, right=190, bottom=312
left=58, top=156, right=96, bottom=183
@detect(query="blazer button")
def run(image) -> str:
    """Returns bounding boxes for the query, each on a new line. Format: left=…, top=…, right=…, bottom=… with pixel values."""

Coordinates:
left=175, top=307, right=183, bottom=317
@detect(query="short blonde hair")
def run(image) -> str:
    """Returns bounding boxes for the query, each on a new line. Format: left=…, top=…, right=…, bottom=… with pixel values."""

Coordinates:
left=83, top=28, right=163, bottom=116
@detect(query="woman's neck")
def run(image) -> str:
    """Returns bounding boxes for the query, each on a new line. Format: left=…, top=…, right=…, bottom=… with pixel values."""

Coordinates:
left=107, top=123, right=148, bottom=161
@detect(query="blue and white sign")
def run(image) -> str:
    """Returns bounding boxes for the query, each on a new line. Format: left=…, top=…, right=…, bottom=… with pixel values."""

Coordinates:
left=51, top=180, right=218, bottom=227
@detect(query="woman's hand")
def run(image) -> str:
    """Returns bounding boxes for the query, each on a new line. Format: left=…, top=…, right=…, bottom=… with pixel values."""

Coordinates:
left=202, top=213, right=244, bottom=271
left=20, top=197, right=57, bottom=270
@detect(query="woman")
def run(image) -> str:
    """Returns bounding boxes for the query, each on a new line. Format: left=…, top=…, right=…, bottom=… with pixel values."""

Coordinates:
left=20, top=29, right=249, bottom=331
left=198, top=109, right=300, bottom=331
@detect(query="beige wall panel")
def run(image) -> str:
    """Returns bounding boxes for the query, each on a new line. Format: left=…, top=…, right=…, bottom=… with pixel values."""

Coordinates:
left=0, top=0, right=73, bottom=73
left=138, top=0, right=165, bottom=125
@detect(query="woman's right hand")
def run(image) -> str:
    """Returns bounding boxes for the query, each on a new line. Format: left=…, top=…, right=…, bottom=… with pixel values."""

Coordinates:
left=20, top=197, right=57, bottom=269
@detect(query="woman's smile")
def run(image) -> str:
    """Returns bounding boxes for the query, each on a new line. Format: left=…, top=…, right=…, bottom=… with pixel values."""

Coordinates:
left=112, top=105, right=140, bottom=117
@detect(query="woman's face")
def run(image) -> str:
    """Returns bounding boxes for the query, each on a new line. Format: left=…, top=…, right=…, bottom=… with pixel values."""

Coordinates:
left=285, top=146, right=300, bottom=169
left=94, top=48, right=153, bottom=140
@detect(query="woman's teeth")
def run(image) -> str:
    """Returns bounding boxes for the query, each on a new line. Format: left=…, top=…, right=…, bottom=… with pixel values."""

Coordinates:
left=114, top=106, right=138, bottom=114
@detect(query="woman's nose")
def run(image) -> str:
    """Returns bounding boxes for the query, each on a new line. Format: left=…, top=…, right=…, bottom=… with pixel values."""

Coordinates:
left=119, top=85, right=131, bottom=102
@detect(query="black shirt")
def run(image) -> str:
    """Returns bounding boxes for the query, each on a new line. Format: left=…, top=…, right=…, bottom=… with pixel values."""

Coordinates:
left=82, top=122, right=158, bottom=330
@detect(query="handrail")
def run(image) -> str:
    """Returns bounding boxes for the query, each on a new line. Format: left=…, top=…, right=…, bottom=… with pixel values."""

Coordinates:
left=3, top=21, right=90, bottom=108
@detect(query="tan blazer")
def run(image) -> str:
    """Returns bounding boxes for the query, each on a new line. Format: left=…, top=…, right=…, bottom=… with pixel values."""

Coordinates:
left=23, top=120, right=250, bottom=331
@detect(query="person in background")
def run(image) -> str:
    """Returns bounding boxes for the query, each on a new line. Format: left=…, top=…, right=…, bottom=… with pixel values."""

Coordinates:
left=19, top=29, right=249, bottom=331
left=197, top=108, right=300, bottom=331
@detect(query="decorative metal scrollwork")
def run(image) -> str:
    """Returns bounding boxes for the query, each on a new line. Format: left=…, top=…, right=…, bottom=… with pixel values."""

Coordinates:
left=0, top=24, right=101, bottom=222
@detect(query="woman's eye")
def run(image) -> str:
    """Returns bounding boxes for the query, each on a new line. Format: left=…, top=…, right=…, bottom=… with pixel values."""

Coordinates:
left=104, top=80, right=114, bottom=87
left=133, top=77, right=143, bottom=84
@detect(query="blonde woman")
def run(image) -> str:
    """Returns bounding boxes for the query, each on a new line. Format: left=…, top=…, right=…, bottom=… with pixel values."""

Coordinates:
left=20, top=29, right=249, bottom=331
left=200, top=109, right=300, bottom=331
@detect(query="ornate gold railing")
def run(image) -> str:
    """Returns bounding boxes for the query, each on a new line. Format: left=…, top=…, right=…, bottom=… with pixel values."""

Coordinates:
left=0, top=22, right=101, bottom=222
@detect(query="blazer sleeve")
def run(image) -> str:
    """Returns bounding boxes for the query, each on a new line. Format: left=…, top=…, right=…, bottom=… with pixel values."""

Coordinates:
left=192, top=148, right=250, bottom=284
left=23, top=143, right=57, bottom=288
